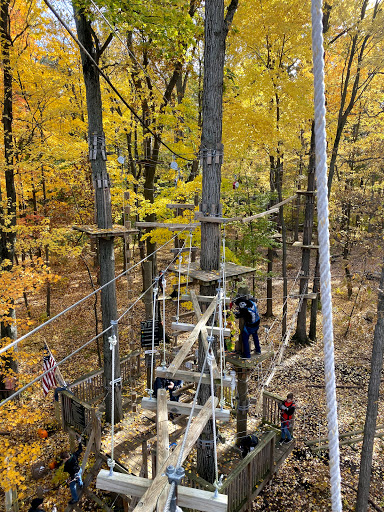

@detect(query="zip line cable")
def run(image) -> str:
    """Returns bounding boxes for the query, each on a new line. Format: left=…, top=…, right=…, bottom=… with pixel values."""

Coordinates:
left=88, top=0, right=166, bottom=99
left=0, top=244, right=185, bottom=408
left=0, top=228, right=187, bottom=357
left=43, top=0, right=194, bottom=162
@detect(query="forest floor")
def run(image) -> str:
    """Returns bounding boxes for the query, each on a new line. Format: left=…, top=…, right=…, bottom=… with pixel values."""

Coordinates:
left=3, top=240, right=384, bottom=512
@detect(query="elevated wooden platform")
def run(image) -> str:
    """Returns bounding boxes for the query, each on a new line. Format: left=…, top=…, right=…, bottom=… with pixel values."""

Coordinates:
left=225, top=350, right=274, bottom=369
left=292, top=241, right=319, bottom=249
left=171, top=261, right=256, bottom=284
left=73, top=225, right=139, bottom=238
left=167, top=203, right=196, bottom=210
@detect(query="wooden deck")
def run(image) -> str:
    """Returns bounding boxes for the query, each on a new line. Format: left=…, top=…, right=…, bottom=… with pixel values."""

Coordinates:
left=170, top=261, right=256, bottom=284
left=225, top=350, right=274, bottom=368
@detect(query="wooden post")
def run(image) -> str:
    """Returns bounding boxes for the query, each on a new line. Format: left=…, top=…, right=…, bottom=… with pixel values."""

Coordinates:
left=236, top=367, right=250, bottom=446
left=142, top=440, right=148, bottom=479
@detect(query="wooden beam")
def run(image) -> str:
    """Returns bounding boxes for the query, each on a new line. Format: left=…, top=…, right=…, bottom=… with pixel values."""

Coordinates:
left=141, top=397, right=230, bottom=422
left=96, top=470, right=227, bottom=512
left=171, top=322, right=231, bottom=338
left=170, top=247, right=199, bottom=254
left=155, top=368, right=232, bottom=387
left=180, top=294, right=231, bottom=304
left=135, top=222, right=200, bottom=231
left=292, top=241, right=319, bottom=249
left=167, top=204, right=196, bottom=210
left=156, top=389, right=169, bottom=512
left=190, top=290, right=220, bottom=379
left=133, top=397, right=219, bottom=512
left=166, top=296, right=218, bottom=377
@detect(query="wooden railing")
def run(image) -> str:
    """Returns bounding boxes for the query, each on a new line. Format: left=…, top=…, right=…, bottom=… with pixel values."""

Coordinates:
left=60, top=390, right=94, bottom=435
left=219, top=431, right=275, bottom=512
left=262, top=390, right=294, bottom=433
left=68, top=350, right=140, bottom=404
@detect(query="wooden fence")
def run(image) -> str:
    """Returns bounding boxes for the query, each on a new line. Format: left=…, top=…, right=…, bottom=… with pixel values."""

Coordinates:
left=262, top=389, right=294, bottom=434
left=67, top=350, right=140, bottom=404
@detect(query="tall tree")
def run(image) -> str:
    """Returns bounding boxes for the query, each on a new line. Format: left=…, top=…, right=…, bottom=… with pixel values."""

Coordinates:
left=197, top=0, right=238, bottom=484
left=355, top=261, right=384, bottom=511
left=71, top=0, right=122, bottom=423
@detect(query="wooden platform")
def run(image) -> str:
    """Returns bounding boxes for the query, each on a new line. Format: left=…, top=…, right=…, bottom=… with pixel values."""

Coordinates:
left=167, top=203, right=196, bottom=210
left=141, top=397, right=231, bottom=421
left=73, top=225, right=139, bottom=238
left=225, top=350, right=274, bottom=368
left=171, top=261, right=256, bottom=284
left=292, top=241, right=319, bottom=249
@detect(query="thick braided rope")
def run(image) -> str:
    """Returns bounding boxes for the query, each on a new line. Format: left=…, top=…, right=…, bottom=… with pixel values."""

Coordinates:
left=311, top=1, right=342, bottom=510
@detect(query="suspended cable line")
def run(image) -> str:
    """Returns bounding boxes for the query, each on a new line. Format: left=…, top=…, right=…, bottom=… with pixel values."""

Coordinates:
left=0, top=228, right=187, bottom=357
left=43, top=0, right=194, bottom=162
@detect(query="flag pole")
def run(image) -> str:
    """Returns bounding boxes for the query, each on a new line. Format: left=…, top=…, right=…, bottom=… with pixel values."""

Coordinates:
left=43, top=339, right=67, bottom=387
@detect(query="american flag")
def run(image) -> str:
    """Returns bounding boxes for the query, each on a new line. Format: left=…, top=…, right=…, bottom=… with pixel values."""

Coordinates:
left=42, top=346, right=57, bottom=396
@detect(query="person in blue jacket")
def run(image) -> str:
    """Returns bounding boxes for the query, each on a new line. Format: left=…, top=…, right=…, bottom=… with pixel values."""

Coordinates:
left=234, top=296, right=261, bottom=359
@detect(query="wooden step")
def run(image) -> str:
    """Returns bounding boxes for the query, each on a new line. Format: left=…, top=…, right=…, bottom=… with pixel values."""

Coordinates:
left=292, top=241, right=319, bottom=249
left=141, top=397, right=230, bottom=421
left=170, top=247, right=199, bottom=254
left=290, top=293, right=318, bottom=299
left=166, top=203, right=196, bottom=210
left=155, top=368, right=233, bottom=387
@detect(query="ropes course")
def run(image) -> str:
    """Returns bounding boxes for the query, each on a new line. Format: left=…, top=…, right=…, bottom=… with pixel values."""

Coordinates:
left=1, top=1, right=345, bottom=511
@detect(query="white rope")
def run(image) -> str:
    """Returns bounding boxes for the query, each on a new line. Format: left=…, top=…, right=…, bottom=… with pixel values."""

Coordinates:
left=107, top=322, right=118, bottom=476
left=148, top=279, right=159, bottom=398
left=208, top=349, right=219, bottom=489
left=176, top=254, right=183, bottom=322
left=185, top=231, right=193, bottom=292
left=161, top=273, right=167, bottom=368
left=311, top=0, right=342, bottom=509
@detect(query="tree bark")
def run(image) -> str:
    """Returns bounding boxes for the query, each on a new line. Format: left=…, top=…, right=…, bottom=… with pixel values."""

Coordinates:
left=0, top=0, right=18, bottom=382
left=355, top=261, right=384, bottom=511
left=294, top=123, right=316, bottom=344
left=197, top=0, right=238, bottom=483
left=72, top=4, right=122, bottom=424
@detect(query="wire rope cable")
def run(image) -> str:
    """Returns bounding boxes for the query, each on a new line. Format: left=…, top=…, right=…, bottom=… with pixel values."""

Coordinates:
left=43, top=0, right=194, bottom=162
left=1, top=244, right=184, bottom=407
left=0, top=228, right=185, bottom=357
left=311, top=0, right=342, bottom=509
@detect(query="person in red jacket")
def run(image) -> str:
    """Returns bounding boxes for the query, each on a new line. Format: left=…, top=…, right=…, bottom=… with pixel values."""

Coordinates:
left=278, top=392, right=296, bottom=444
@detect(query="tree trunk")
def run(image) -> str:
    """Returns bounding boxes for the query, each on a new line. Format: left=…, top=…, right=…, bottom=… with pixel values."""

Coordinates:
left=295, top=123, right=316, bottom=344
left=309, top=250, right=320, bottom=341
left=72, top=4, right=122, bottom=424
left=197, top=0, right=238, bottom=483
left=355, top=261, right=384, bottom=511
left=0, top=0, right=18, bottom=382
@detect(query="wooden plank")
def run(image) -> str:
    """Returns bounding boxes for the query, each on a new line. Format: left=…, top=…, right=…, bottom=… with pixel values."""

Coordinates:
left=194, top=213, right=229, bottom=224
left=292, top=241, right=319, bottom=249
left=155, top=368, right=232, bottom=387
left=135, top=222, right=200, bottom=231
left=141, top=397, right=230, bottom=422
left=171, top=322, right=231, bottom=338
left=180, top=294, right=231, bottom=304
left=225, top=350, right=274, bottom=368
left=96, top=470, right=227, bottom=512
left=173, top=262, right=256, bottom=284
left=170, top=247, right=199, bottom=254
left=156, top=389, right=170, bottom=512
left=190, top=290, right=220, bottom=379
left=166, top=296, right=218, bottom=377
left=167, top=204, right=196, bottom=210
left=133, top=397, right=219, bottom=512
left=290, top=293, right=318, bottom=299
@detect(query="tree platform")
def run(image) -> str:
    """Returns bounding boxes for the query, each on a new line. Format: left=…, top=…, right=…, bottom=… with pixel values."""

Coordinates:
left=170, top=261, right=256, bottom=284
left=225, top=350, right=274, bottom=368
left=72, top=224, right=139, bottom=238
